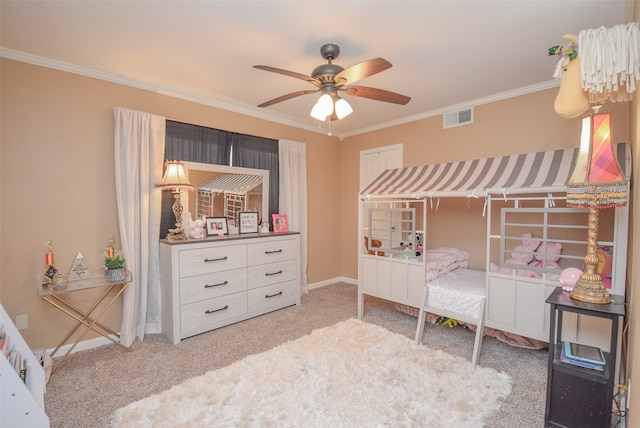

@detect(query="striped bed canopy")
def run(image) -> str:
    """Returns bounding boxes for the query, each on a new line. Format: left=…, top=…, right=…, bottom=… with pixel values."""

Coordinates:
left=198, top=173, right=263, bottom=196
left=359, top=143, right=631, bottom=200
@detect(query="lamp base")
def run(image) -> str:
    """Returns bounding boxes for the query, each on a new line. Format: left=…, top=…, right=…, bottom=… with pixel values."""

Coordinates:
left=569, top=275, right=611, bottom=304
left=166, top=227, right=187, bottom=241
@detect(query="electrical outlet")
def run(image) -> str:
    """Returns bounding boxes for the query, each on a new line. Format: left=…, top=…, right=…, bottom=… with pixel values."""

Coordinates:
left=15, top=314, right=28, bottom=330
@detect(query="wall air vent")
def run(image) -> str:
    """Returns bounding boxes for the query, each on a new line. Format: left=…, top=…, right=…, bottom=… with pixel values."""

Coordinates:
left=443, top=107, right=474, bottom=129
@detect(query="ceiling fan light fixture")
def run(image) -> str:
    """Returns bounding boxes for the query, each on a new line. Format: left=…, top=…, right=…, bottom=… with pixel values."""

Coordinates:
left=334, top=97, right=353, bottom=119
left=310, top=93, right=334, bottom=120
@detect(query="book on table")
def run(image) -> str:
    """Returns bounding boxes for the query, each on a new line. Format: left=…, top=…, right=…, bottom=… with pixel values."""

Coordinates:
left=561, top=341, right=605, bottom=371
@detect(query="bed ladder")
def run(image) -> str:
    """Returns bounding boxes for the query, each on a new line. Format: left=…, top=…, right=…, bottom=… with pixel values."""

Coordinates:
left=414, top=289, right=486, bottom=368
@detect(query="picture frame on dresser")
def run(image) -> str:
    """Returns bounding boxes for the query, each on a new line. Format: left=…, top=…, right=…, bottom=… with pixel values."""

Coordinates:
left=206, top=217, right=228, bottom=236
left=272, top=213, right=289, bottom=233
left=239, top=212, right=259, bottom=234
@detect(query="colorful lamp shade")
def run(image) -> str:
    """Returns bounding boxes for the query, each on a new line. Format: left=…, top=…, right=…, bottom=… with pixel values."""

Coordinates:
left=566, top=112, right=628, bottom=304
left=566, top=113, right=628, bottom=208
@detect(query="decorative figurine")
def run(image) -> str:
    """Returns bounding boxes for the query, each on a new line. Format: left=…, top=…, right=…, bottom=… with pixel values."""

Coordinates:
left=106, top=236, right=115, bottom=258
left=44, top=241, right=58, bottom=283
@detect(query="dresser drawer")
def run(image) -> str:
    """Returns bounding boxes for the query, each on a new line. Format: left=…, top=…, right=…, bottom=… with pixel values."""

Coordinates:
left=248, top=259, right=298, bottom=289
left=248, top=238, right=298, bottom=266
left=180, top=268, right=247, bottom=305
left=181, top=292, right=247, bottom=335
left=248, top=280, right=298, bottom=313
left=179, top=244, right=246, bottom=277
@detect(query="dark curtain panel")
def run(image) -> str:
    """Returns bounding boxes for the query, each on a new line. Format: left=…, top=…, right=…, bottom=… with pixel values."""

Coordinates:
left=161, top=121, right=233, bottom=237
left=231, top=133, right=279, bottom=224
left=164, top=120, right=232, bottom=164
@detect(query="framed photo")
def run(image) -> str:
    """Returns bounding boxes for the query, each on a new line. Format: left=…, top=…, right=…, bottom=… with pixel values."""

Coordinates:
left=239, top=212, right=259, bottom=234
left=272, top=213, right=289, bottom=233
left=206, top=217, right=229, bottom=236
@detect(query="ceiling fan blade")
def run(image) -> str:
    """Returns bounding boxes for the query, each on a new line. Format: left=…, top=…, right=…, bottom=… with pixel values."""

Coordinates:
left=342, top=86, right=411, bottom=105
left=257, top=90, right=318, bottom=108
left=253, top=65, right=321, bottom=87
left=334, top=58, right=392, bottom=86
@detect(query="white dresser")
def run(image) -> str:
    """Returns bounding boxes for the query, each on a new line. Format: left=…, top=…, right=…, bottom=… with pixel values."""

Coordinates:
left=160, top=233, right=301, bottom=344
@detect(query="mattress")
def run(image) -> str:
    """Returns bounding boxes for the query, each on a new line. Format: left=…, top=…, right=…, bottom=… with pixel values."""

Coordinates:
left=426, top=268, right=486, bottom=319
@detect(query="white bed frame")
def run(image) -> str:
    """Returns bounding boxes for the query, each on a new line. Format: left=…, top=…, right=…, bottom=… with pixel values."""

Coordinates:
left=358, top=194, right=629, bottom=365
left=358, top=197, right=488, bottom=366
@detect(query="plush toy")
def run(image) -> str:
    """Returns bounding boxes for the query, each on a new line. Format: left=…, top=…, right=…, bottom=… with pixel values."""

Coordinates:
left=400, top=233, right=422, bottom=257
left=364, top=236, right=385, bottom=257
left=559, top=267, right=583, bottom=292
left=401, top=232, right=423, bottom=256
left=549, top=34, right=591, bottom=119
left=489, top=233, right=540, bottom=278
left=189, top=216, right=206, bottom=239
left=182, top=211, right=206, bottom=239
left=595, top=246, right=613, bottom=288
left=531, top=242, right=563, bottom=271
left=182, top=211, right=194, bottom=238
left=438, top=317, right=459, bottom=328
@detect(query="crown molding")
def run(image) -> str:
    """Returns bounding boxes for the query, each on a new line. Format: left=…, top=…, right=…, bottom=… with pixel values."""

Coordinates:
left=2, top=48, right=559, bottom=140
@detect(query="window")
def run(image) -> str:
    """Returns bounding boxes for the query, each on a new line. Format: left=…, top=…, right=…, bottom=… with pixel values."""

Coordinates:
left=160, top=121, right=279, bottom=236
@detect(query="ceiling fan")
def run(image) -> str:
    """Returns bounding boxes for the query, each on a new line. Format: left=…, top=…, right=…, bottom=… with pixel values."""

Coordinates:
left=253, top=44, right=411, bottom=121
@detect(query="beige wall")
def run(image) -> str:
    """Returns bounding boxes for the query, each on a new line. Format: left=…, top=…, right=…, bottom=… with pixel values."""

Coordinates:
left=0, top=58, right=339, bottom=348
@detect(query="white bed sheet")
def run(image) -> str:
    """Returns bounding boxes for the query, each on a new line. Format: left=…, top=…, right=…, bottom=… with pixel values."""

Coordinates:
left=426, top=269, right=486, bottom=319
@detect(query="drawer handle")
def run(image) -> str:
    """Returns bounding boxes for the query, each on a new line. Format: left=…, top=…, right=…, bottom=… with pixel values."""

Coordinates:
left=205, top=305, right=229, bottom=314
left=204, top=256, right=228, bottom=263
left=265, top=249, right=283, bottom=254
left=265, top=270, right=283, bottom=277
left=204, top=281, right=228, bottom=289
left=265, top=291, right=283, bottom=298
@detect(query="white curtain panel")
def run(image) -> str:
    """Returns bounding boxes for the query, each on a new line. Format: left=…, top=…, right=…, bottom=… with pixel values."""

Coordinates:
left=114, top=108, right=166, bottom=345
left=278, top=140, right=309, bottom=294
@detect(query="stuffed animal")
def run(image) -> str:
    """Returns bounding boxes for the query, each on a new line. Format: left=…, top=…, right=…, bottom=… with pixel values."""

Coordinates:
left=401, top=232, right=423, bottom=256
left=189, top=216, right=206, bottom=239
left=489, top=233, right=540, bottom=278
left=182, top=211, right=206, bottom=239
left=549, top=34, right=591, bottom=118
left=595, top=246, right=613, bottom=288
left=182, top=211, right=194, bottom=238
left=438, top=317, right=459, bottom=328
left=559, top=267, right=583, bottom=291
left=364, top=236, right=385, bottom=257
left=531, top=242, right=563, bottom=271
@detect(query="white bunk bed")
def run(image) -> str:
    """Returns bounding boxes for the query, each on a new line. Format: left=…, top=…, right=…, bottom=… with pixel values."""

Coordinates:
left=358, top=143, right=631, bottom=366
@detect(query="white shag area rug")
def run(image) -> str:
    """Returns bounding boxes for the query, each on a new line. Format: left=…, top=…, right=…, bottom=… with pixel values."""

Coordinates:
left=110, top=319, right=512, bottom=428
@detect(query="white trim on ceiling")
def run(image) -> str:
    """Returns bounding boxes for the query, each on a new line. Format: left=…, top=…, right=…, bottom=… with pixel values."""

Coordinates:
left=1, top=48, right=559, bottom=140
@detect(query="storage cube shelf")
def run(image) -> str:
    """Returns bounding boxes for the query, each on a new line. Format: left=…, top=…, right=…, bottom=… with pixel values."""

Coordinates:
left=1, top=304, right=50, bottom=427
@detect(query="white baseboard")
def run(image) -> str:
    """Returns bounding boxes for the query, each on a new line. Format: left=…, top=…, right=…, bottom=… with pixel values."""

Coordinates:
left=48, top=334, right=118, bottom=357
left=308, top=276, right=357, bottom=289
left=46, top=321, right=162, bottom=357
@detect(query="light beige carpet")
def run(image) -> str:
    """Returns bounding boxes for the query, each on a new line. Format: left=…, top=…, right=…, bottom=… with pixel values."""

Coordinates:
left=110, top=318, right=511, bottom=428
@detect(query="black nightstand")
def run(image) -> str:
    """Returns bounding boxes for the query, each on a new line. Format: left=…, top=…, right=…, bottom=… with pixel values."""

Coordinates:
left=544, top=287, right=625, bottom=428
